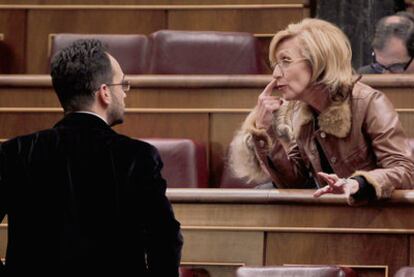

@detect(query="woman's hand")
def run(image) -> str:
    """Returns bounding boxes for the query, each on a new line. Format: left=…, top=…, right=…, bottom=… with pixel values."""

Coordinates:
left=313, top=172, right=359, bottom=197
left=255, top=79, right=283, bottom=130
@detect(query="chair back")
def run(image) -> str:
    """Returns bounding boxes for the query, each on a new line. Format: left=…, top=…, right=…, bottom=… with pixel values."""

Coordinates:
left=394, top=266, right=414, bottom=277
left=142, top=138, right=208, bottom=188
left=149, top=30, right=265, bottom=74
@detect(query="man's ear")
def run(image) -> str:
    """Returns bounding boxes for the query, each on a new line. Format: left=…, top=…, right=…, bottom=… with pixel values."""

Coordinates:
left=96, top=84, right=112, bottom=106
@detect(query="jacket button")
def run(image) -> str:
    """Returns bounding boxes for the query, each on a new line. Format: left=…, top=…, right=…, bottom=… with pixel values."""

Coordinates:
left=320, top=132, right=326, bottom=138
left=330, top=157, right=337, bottom=163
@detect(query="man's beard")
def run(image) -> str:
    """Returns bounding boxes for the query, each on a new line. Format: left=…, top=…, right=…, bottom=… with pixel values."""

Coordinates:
left=107, top=103, right=124, bottom=127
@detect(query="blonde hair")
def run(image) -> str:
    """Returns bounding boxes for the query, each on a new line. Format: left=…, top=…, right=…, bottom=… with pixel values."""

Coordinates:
left=269, top=18, right=354, bottom=100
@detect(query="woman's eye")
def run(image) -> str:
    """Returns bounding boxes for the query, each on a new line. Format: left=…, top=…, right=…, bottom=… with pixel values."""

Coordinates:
left=281, top=59, right=291, bottom=66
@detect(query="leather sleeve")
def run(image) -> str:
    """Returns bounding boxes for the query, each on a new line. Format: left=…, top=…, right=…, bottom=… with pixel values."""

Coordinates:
left=251, top=129, right=311, bottom=188
left=229, top=105, right=310, bottom=187
left=351, top=91, right=414, bottom=200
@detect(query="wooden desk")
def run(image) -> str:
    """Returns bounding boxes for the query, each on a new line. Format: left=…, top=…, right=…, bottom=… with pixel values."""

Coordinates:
left=2, top=188, right=414, bottom=276
left=168, top=188, right=414, bottom=277
left=0, top=74, right=413, bottom=108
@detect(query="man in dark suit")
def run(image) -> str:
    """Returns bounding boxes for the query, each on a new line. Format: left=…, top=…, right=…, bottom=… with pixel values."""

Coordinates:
left=0, top=39, right=183, bottom=276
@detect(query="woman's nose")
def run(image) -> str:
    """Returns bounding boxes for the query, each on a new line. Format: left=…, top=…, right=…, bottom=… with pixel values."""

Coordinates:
left=272, top=64, right=283, bottom=78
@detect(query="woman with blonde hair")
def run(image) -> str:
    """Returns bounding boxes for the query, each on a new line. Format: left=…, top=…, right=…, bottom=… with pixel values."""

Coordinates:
left=229, top=18, right=414, bottom=205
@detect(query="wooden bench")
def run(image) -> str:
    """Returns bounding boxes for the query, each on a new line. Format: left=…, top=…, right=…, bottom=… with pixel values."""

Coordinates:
left=167, top=188, right=414, bottom=277
left=3, top=188, right=414, bottom=276
left=0, top=2, right=309, bottom=73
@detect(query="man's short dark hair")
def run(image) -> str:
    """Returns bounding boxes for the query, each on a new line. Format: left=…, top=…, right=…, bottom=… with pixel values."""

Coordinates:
left=50, top=39, right=113, bottom=112
left=372, top=16, right=414, bottom=57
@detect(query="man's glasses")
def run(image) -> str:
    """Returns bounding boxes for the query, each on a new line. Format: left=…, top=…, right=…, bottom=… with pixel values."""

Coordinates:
left=106, top=80, right=130, bottom=92
left=370, top=52, right=413, bottom=73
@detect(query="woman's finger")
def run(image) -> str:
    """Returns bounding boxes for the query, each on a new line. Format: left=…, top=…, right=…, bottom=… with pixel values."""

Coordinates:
left=313, top=185, right=332, bottom=197
left=259, top=79, right=278, bottom=97
left=317, top=172, right=338, bottom=185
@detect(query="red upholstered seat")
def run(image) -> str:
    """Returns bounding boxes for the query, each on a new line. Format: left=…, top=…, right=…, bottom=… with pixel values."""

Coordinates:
left=50, top=33, right=150, bottom=74
left=0, top=39, right=12, bottom=74
left=236, top=266, right=357, bottom=277
left=180, top=267, right=210, bottom=277
left=142, top=138, right=208, bottom=188
left=394, top=266, right=414, bottom=277
left=149, top=30, right=266, bottom=74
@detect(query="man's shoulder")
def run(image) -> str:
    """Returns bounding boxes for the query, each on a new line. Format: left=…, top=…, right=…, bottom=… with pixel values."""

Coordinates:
left=357, top=64, right=377, bottom=74
left=2, top=128, right=57, bottom=149
left=113, top=135, right=159, bottom=155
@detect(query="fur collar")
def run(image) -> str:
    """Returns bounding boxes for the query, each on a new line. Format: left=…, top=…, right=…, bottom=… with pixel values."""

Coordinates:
left=294, top=98, right=351, bottom=138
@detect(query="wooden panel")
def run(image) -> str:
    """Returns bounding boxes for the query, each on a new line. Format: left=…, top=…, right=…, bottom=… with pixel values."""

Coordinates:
left=0, top=88, right=60, bottom=107
left=381, top=88, right=414, bottom=109
left=0, top=222, right=6, bottom=259
left=2, top=84, right=414, bottom=110
left=26, top=9, right=166, bottom=73
left=398, top=111, right=414, bottom=138
left=0, top=0, right=309, bottom=3
left=0, top=110, right=209, bottom=146
left=126, top=87, right=259, bottom=109
left=209, top=112, right=247, bottom=185
left=0, top=112, right=63, bottom=137
left=168, top=8, right=306, bottom=33
left=266, top=232, right=406, bottom=276
left=3, top=75, right=414, bottom=109
left=0, top=10, right=26, bottom=73
left=167, top=189, right=414, bottom=277
left=182, top=230, right=263, bottom=265
left=173, top=202, right=414, bottom=230
left=4, top=188, right=414, bottom=275
left=114, top=112, right=209, bottom=145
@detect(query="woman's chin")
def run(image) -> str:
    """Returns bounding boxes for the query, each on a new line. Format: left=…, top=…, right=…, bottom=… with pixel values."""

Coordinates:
left=280, top=88, right=303, bottom=101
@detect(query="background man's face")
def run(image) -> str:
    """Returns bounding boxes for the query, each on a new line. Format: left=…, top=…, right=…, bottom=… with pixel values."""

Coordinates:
left=374, top=36, right=414, bottom=73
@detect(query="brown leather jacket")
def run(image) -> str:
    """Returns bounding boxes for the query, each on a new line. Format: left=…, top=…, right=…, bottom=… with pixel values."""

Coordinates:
left=229, top=82, right=414, bottom=203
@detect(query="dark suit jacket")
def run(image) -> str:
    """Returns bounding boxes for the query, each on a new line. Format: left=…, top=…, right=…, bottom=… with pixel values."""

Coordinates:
left=0, top=113, right=183, bottom=276
left=357, top=64, right=379, bottom=74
